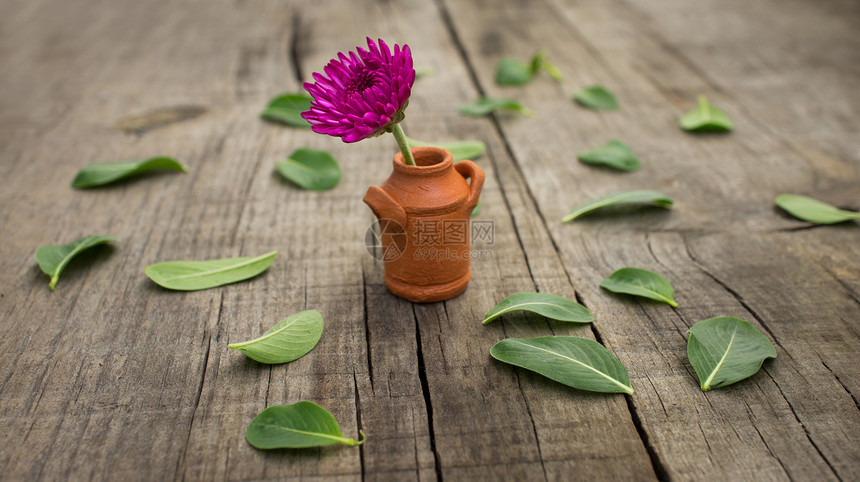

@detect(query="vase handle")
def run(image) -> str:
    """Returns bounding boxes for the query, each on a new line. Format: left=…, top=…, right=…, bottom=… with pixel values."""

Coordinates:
left=363, top=186, right=407, bottom=226
left=454, top=160, right=485, bottom=210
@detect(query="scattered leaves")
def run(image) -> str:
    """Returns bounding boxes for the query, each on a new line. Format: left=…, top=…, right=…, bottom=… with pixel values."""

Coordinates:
left=36, top=235, right=116, bottom=290
left=680, top=95, right=733, bottom=132
left=530, top=50, right=563, bottom=82
left=72, top=157, right=186, bottom=189
left=229, top=310, right=324, bottom=364
left=495, top=57, right=534, bottom=86
left=414, top=66, right=434, bottom=79
left=260, top=93, right=313, bottom=127
left=562, top=190, right=673, bottom=223
left=246, top=401, right=365, bottom=449
left=578, top=140, right=640, bottom=171
left=459, top=97, right=532, bottom=117
left=145, top=251, right=277, bottom=291
left=483, top=292, right=593, bottom=324
left=687, top=317, right=776, bottom=391
left=276, top=148, right=342, bottom=190
left=775, top=194, right=860, bottom=224
left=573, top=85, right=618, bottom=110
left=600, top=267, right=678, bottom=307
left=495, top=50, right=562, bottom=86
left=471, top=197, right=482, bottom=217
left=491, top=336, right=633, bottom=394
left=407, top=137, right=486, bottom=162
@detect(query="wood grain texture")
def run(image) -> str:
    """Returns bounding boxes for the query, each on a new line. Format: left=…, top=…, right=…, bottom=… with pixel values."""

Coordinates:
left=440, top=0, right=860, bottom=479
left=0, top=0, right=858, bottom=480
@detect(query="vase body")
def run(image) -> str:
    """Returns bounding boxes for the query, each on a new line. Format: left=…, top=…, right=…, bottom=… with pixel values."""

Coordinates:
left=364, top=147, right=484, bottom=302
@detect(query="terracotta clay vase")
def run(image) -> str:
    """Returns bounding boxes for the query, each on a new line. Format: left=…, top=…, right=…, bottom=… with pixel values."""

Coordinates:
left=364, top=146, right=484, bottom=302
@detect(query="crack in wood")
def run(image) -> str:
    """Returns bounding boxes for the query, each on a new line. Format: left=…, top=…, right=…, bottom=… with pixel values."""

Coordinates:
left=175, top=330, right=211, bottom=481
left=352, top=370, right=366, bottom=482
left=289, top=12, right=305, bottom=84
left=818, top=263, right=860, bottom=307
left=681, top=236, right=790, bottom=356
left=361, top=264, right=375, bottom=392
left=766, top=369, right=842, bottom=480
left=412, top=304, right=443, bottom=482
left=820, top=359, right=859, bottom=412
left=747, top=408, right=792, bottom=481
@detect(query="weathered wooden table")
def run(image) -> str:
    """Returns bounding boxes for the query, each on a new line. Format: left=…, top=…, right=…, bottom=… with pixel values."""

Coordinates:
left=2, top=0, right=858, bottom=480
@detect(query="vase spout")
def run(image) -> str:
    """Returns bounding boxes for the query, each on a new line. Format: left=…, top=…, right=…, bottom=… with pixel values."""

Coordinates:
left=363, top=185, right=407, bottom=226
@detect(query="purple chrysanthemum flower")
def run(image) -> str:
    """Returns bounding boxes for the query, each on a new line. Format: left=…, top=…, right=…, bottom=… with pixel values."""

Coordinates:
left=302, top=38, right=415, bottom=143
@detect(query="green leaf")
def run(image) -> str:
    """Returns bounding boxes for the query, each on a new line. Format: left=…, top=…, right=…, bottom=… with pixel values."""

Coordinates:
left=471, top=197, right=482, bottom=217
left=562, top=190, right=673, bottom=223
left=459, top=97, right=533, bottom=117
left=260, top=93, right=313, bottom=127
left=414, top=66, right=434, bottom=79
left=530, top=50, right=563, bottom=82
left=491, top=336, right=633, bottom=394
left=775, top=194, right=860, bottom=224
left=276, top=148, right=341, bottom=191
left=36, top=235, right=116, bottom=290
left=71, top=157, right=186, bottom=189
left=145, top=251, right=277, bottom=291
left=406, top=137, right=486, bottom=162
left=680, top=95, right=733, bottom=132
left=573, top=86, right=619, bottom=110
left=600, top=267, right=678, bottom=307
left=483, top=292, right=593, bottom=324
left=687, top=317, right=776, bottom=391
left=495, top=57, right=533, bottom=86
left=246, top=401, right=365, bottom=449
left=229, top=310, right=324, bottom=364
left=578, top=140, right=640, bottom=171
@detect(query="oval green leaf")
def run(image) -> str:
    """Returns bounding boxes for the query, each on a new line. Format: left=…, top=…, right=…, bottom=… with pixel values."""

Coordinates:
left=471, top=197, right=482, bottom=217
left=483, top=292, right=593, bottom=324
left=246, top=401, right=365, bottom=449
left=562, top=190, right=673, bottom=223
left=680, top=95, right=733, bottom=132
left=600, top=267, right=678, bottom=307
left=145, top=251, right=277, bottom=291
left=72, top=157, right=186, bottom=189
left=260, top=93, right=312, bottom=127
left=495, top=57, right=533, bottom=86
left=531, top=50, right=563, bottom=82
left=491, top=336, right=633, bottom=394
left=775, top=193, right=860, bottom=224
left=687, top=317, right=776, bottom=391
left=414, top=66, right=434, bottom=79
left=36, top=235, right=116, bottom=290
left=229, top=310, right=324, bottom=364
left=578, top=140, right=641, bottom=171
left=406, top=137, right=486, bottom=162
left=573, top=85, right=619, bottom=110
left=276, top=148, right=341, bottom=191
left=459, top=97, right=533, bottom=117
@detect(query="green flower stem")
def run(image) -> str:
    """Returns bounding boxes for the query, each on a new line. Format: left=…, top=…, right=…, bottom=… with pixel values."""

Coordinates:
left=391, top=123, right=416, bottom=166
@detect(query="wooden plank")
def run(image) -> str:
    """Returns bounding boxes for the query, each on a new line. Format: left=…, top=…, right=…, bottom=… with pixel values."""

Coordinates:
left=439, top=0, right=860, bottom=479
left=300, top=0, right=657, bottom=479
left=0, top=0, right=653, bottom=480
left=0, top=0, right=373, bottom=479
left=1, top=0, right=858, bottom=479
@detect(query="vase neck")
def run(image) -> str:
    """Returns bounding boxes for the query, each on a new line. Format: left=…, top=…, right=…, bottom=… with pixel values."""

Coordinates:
left=393, top=147, right=453, bottom=176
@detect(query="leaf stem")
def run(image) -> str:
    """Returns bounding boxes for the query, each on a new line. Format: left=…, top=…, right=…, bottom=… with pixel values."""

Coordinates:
left=391, top=123, right=416, bottom=166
